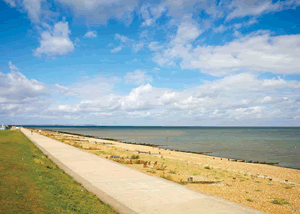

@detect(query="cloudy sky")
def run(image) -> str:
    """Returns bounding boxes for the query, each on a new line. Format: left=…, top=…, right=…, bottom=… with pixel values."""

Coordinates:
left=1, top=0, right=300, bottom=126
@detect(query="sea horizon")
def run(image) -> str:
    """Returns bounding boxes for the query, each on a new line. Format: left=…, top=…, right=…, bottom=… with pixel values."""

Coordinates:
left=25, top=126, right=300, bottom=170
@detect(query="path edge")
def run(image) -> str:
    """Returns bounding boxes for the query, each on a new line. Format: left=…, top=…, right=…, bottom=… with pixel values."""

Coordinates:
left=21, top=129, right=138, bottom=214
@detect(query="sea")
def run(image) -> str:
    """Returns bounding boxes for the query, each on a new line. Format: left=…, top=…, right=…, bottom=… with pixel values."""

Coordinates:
left=24, top=126, right=300, bottom=170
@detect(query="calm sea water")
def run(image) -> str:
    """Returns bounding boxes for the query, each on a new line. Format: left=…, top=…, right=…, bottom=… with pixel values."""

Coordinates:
left=27, top=126, right=300, bottom=169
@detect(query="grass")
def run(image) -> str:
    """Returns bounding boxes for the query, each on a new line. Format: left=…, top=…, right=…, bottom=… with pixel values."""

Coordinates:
left=246, top=199, right=253, bottom=202
left=160, top=174, right=173, bottom=181
left=0, top=130, right=118, bottom=214
left=283, top=185, right=294, bottom=189
left=204, top=166, right=212, bottom=170
left=271, top=198, right=289, bottom=205
left=130, top=155, right=140, bottom=159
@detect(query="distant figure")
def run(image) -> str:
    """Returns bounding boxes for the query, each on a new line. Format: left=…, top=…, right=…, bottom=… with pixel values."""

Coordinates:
left=39, top=130, right=41, bottom=135
left=31, top=130, right=33, bottom=135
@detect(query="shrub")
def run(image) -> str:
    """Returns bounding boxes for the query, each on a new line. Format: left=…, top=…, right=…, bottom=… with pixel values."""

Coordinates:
left=131, top=155, right=140, bottom=159
left=204, top=166, right=211, bottom=170
left=246, top=199, right=253, bottom=202
left=271, top=198, right=289, bottom=205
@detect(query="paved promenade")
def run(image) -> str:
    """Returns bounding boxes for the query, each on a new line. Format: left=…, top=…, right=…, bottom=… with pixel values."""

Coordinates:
left=21, top=128, right=266, bottom=214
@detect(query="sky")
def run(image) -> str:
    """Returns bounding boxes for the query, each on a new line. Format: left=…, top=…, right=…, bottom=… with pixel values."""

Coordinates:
left=0, top=0, right=300, bottom=126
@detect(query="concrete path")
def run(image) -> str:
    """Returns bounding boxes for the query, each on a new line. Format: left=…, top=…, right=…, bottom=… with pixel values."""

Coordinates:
left=21, top=128, right=266, bottom=214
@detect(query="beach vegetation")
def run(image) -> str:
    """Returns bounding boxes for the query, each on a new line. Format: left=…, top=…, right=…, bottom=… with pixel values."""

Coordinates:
left=193, top=171, right=201, bottom=176
left=283, top=185, right=294, bottom=189
left=246, top=199, right=253, bottom=202
left=0, top=130, right=118, bottom=214
left=97, top=151, right=109, bottom=155
left=204, top=166, right=212, bottom=170
left=169, top=169, right=177, bottom=174
left=160, top=174, right=172, bottom=181
left=255, top=189, right=261, bottom=192
left=255, top=181, right=261, bottom=183
left=271, top=198, right=289, bottom=205
left=130, top=155, right=140, bottom=159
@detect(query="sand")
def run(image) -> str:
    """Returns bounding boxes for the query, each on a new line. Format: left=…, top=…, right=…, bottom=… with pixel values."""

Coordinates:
left=37, top=129, right=300, bottom=214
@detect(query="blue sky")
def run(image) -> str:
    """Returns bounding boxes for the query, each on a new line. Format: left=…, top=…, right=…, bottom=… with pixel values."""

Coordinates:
left=1, top=0, right=300, bottom=126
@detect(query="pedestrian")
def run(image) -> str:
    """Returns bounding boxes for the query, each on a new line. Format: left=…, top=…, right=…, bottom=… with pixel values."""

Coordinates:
left=39, top=130, right=41, bottom=134
left=31, top=130, right=33, bottom=135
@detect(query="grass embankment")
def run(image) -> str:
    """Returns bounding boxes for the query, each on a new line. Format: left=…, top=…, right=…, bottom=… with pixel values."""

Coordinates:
left=0, top=130, right=119, bottom=214
left=41, top=130, right=300, bottom=214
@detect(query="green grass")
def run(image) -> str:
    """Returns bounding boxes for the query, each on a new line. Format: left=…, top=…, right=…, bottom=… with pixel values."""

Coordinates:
left=0, top=130, right=119, bottom=214
left=283, top=185, right=294, bottom=189
left=246, top=199, right=253, bottom=202
left=271, top=198, right=289, bottom=205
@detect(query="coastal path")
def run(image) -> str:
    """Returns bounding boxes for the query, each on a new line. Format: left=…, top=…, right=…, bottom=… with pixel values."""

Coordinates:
left=21, top=128, right=266, bottom=214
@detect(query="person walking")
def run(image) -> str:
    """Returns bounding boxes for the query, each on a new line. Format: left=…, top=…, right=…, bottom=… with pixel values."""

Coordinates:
left=39, top=130, right=41, bottom=135
left=31, top=130, right=33, bottom=135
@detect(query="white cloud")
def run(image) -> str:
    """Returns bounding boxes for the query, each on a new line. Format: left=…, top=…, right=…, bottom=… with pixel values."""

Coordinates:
left=56, top=0, right=138, bottom=25
left=172, top=14, right=202, bottom=45
left=35, top=21, right=74, bottom=57
left=153, top=31, right=300, bottom=76
left=2, top=69, right=299, bottom=125
left=148, top=42, right=163, bottom=51
left=115, top=34, right=131, bottom=43
left=3, top=0, right=16, bottom=7
left=3, top=0, right=43, bottom=22
left=8, top=61, right=19, bottom=71
left=124, top=70, right=153, bottom=85
left=226, top=0, right=280, bottom=21
left=111, top=46, right=123, bottom=53
left=140, top=4, right=166, bottom=27
left=84, top=31, right=97, bottom=38
left=132, top=42, right=144, bottom=53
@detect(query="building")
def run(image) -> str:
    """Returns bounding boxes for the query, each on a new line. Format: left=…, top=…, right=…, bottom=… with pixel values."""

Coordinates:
left=0, top=124, right=8, bottom=130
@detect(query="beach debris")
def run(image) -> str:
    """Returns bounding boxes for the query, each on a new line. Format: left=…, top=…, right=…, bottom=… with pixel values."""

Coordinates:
left=154, top=161, right=158, bottom=168
left=143, top=161, right=148, bottom=168
left=233, top=177, right=236, bottom=180
left=269, top=178, right=272, bottom=182
left=221, top=158, right=222, bottom=160
left=285, top=179, right=288, bottom=183
left=110, top=155, right=120, bottom=159
left=187, top=177, right=194, bottom=183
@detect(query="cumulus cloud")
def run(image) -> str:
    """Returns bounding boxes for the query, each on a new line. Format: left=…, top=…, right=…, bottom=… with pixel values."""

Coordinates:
left=35, top=21, right=74, bottom=57
left=84, top=31, right=97, bottom=38
left=2, top=66, right=299, bottom=125
left=153, top=30, right=300, bottom=76
left=124, top=70, right=153, bottom=85
left=0, top=63, right=49, bottom=119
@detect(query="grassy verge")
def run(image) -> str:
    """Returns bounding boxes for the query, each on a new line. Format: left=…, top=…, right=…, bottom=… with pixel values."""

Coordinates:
left=0, top=130, right=119, bottom=214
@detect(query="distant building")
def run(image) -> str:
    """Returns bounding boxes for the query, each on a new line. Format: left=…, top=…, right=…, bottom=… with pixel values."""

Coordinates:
left=0, top=124, right=8, bottom=130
